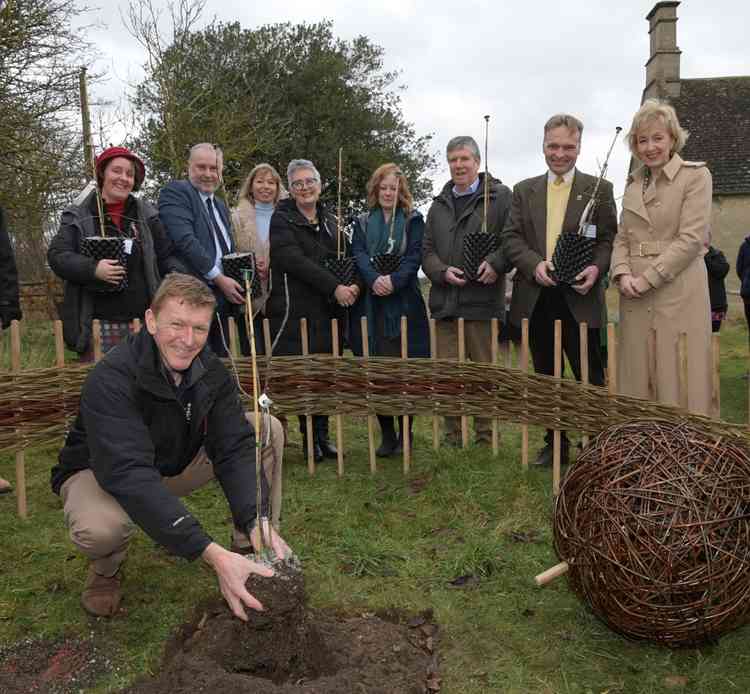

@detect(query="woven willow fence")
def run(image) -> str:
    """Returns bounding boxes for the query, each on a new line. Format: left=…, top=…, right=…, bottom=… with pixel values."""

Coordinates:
left=0, top=316, right=745, bottom=519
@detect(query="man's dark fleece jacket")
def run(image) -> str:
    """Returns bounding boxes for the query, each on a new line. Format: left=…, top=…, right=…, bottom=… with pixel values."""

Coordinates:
left=51, top=328, right=267, bottom=560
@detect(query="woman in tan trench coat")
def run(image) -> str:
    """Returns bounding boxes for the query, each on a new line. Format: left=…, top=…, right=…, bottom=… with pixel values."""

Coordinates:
left=611, top=100, right=712, bottom=415
left=231, top=163, right=287, bottom=355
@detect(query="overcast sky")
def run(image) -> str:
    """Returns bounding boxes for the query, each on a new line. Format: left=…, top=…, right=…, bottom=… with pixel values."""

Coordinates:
left=79, top=0, right=750, bottom=205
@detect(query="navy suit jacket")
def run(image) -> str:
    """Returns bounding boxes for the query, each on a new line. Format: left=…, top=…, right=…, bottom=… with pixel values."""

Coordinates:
left=158, top=179, right=233, bottom=279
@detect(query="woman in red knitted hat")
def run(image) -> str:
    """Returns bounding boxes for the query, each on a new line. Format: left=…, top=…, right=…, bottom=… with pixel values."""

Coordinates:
left=48, top=146, right=180, bottom=359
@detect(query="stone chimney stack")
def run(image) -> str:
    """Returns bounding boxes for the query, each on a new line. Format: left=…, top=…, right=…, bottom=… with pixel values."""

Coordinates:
left=643, top=1, right=682, bottom=101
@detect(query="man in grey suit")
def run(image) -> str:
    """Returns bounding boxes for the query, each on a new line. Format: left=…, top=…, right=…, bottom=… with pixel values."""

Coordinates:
left=159, top=143, right=244, bottom=356
left=502, top=114, right=616, bottom=466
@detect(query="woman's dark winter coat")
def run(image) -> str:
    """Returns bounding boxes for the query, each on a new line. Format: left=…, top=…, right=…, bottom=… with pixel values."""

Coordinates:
left=348, top=209, right=429, bottom=358
left=266, top=198, right=358, bottom=356
left=48, top=191, right=178, bottom=353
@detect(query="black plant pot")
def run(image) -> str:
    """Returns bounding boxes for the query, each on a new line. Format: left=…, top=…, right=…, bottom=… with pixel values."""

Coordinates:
left=324, top=256, right=358, bottom=286
left=462, top=232, right=499, bottom=281
left=222, top=252, right=262, bottom=298
left=80, top=236, right=128, bottom=293
left=371, top=253, right=402, bottom=275
left=550, top=231, right=595, bottom=285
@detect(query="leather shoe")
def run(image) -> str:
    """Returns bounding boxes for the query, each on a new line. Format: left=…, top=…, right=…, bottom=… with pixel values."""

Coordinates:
left=533, top=443, right=570, bottom=467
left=318, top=438, right=338, bottom=459
left=0, top=477, right=12, bottom=495
left=81, top=565, right=122, bottom=617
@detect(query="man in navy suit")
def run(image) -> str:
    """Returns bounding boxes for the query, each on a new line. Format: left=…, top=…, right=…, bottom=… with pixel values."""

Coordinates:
left=159, top=143, right=244, bottom=355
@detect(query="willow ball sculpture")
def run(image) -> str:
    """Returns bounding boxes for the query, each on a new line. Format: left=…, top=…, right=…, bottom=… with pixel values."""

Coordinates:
left=554, top=420, right=750, bottom=647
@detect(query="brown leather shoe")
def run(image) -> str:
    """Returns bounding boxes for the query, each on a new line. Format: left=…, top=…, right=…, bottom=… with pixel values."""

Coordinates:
left=81, top=565, right=123, bottom=617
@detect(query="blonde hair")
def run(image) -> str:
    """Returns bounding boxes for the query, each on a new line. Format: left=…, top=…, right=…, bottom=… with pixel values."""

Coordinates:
left=236, top=163, right=287, bottom=205
left=544, top=113, right=584, bottom=137
left=151, top=273, right=216, bottom=316
left=366, top=163, right=414, bottom=214
left=626, top=99, right=689, bottom=158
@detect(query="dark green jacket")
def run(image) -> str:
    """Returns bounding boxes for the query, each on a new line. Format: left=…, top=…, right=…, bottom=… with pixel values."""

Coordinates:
left=422, top=173, right=511, bottom=320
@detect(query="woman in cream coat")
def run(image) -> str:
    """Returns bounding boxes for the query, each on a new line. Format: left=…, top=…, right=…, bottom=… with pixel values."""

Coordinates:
left=231, top=163, right=287, bottom=355
left=611, top=99, right=712, bottom=415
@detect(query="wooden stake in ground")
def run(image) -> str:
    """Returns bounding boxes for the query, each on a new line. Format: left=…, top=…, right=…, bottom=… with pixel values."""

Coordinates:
left=429, top=318, right=439, bottom=451
left=10, top=320, right=26, bottom=518
left=534, top=561, right=569, bottom=586
left=54, top=320, right=65, bottom=369
left=401, top=316, right=411, bottom=474
left=520, top=318, right=529, bottom=469
left=361, top=317, right=377, bottom=474
left=553, top=319, right=562, bottom=496
left=491, top=318, right=500, bottom=456
left=92, top=319, right=103, bottom=362
left=331, top=318, right=344, bottom=477
left=228, top=317, right=239, bottom=358
left=458, top=317, right=469, bottom=448
left=579, top=322, right=589, bottom=449
left=300, top=319, right=315, bottom=475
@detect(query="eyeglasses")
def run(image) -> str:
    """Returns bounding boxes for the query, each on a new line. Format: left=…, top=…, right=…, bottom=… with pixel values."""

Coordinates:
left=290, top=177, right=319, bottom=191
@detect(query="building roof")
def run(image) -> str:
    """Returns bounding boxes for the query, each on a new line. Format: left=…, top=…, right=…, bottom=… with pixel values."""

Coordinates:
left=670, top=76, right=750, bottom=195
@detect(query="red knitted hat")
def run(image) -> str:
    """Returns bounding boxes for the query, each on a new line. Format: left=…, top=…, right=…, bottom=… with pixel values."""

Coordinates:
left=95, top=146, right=146, bottom=192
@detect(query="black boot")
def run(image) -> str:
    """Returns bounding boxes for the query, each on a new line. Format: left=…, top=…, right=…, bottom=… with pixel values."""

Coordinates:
left=299, top=416, right=323, bottom=463
left=394, top=416, right=414, bottom=455
left=315, top=416, right=338, bottom=459
left=376, top=415, right=399, bottom=458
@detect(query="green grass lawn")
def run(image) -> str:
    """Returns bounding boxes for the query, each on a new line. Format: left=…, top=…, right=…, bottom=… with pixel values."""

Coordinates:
left=1, top=317, right=749, bottom=693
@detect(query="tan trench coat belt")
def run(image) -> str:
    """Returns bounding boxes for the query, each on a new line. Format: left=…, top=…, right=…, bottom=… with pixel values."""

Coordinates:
left=629, top=241, right=666, bottom=257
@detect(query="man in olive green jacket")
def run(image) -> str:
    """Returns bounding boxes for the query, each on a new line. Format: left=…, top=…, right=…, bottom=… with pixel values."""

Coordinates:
left=422, top=136, right=511, bottom=445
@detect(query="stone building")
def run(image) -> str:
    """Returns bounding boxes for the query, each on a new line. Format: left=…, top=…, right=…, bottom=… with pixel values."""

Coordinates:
left=643, top=1, right=750, bottom=296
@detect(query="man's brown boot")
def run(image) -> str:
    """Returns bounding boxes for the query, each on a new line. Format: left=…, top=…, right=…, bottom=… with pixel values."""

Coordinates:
left=81, top=565, right=123, bottom=617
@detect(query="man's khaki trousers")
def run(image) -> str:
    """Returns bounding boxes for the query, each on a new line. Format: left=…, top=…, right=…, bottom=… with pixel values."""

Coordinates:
left=434, top=319, right=495, bottom=444
left=61, top=413, right=284, bottom=577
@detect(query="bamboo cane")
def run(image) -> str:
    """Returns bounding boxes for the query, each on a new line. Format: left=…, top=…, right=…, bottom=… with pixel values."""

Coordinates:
left=361, top=317, right=377, bottom=474
left=243, top=271, right=267, bottom=553
left=401, top=316, right=410, bottom=474
left=553, top=319, right=562, bottom=496
left=482, top=115, right=490, bottom=234
left=300, top=319, right=315, bottom=475
left=336, top=147, right=343, bottom=259
left=332, top=318, right=344, bottom=477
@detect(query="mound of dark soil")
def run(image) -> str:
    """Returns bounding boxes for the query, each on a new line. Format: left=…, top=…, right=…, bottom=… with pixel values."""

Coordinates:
left=0, top=634, right=111, bottom=693
left=122, top=563, right=440, bottom=693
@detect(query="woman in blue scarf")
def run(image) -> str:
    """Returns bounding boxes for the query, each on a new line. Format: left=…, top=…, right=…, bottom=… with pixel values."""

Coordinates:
left=350, top=164, right=429, bottom=457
